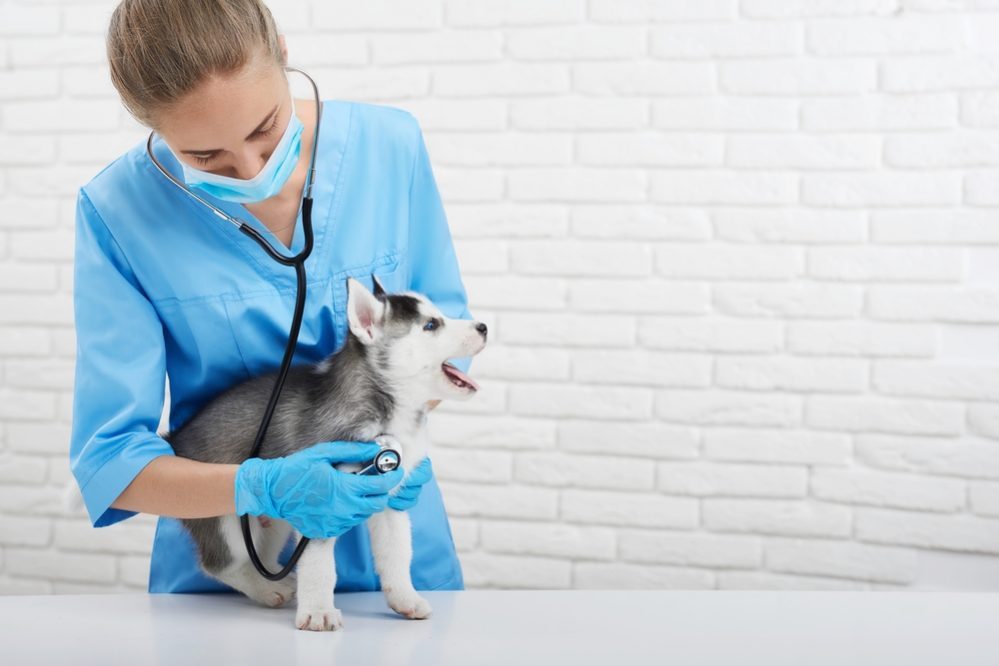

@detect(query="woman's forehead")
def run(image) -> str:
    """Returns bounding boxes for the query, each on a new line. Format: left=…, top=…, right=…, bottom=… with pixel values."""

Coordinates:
left=156, top=61, right=285, bottom=145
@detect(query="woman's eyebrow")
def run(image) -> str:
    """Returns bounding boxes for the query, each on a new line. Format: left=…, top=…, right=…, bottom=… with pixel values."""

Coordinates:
left=181, top=103, right=279, bottom=154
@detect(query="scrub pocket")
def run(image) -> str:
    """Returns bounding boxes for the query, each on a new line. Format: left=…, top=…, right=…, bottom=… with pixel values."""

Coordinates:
left=222, top=278, right=337, bottom=378
left=222, top=250, right=407, bottom=379
left=153, top=295, right=251, bottom=431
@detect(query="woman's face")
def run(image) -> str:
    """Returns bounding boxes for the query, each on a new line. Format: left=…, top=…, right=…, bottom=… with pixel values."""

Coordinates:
left=156, top=48, right=293, bottom=182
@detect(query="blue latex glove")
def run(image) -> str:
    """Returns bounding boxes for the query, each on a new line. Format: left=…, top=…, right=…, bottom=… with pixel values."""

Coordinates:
left=388, top=456, right=433, bottom=512
left=234, top=440, right=404, bottom=539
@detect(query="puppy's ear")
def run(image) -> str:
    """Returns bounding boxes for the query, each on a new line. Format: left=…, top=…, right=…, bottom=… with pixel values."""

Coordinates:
left=371, top=273, right=387, bottom=300
left=347, top=277, right=387, bottom=345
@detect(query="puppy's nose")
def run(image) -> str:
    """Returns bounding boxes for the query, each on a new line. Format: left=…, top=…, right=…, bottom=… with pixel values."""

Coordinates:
left=475, top=322, right=488, bottom=339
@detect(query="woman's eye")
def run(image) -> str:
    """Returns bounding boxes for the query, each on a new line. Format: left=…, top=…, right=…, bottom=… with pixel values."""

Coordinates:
left=423, top=319, right=438, bottom=331
left=255, top=115, right=280, bottom=138
left=189, top=115, right=278, bottom=167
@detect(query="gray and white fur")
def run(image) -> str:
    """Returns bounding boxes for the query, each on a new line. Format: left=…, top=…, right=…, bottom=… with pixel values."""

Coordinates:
left=164, top=275, right=487, bottom=631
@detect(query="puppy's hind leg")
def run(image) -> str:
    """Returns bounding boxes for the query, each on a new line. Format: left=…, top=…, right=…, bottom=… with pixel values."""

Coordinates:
left=367, top=509, right=432, bottom=620
left=185, top=515, right=296, bottom=608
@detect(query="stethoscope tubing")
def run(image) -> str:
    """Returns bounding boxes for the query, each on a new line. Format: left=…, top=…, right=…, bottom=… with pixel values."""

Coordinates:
left=146, top=66, right=322, bottom=580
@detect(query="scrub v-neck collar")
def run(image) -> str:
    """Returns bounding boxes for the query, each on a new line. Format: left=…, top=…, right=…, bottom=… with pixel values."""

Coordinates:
left=142, top=99, right=351, bottom=289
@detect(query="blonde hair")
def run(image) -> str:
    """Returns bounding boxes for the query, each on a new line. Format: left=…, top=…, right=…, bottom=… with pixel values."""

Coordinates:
left=106, top=0, right=285, bottom=129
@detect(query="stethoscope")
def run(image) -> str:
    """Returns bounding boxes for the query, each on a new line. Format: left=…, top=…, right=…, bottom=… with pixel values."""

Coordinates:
left=146, top=66, right=399, bottom=582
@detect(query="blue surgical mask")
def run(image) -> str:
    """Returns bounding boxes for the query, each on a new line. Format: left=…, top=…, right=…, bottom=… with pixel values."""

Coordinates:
left=171, top=94, right=304, bottom=204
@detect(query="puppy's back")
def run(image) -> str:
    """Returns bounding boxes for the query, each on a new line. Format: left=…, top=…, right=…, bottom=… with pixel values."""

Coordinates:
left=166, top=368, right=313, bottom=464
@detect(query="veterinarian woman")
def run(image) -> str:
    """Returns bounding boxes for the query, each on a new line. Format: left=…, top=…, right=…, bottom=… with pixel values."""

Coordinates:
left=69, top=0, right=472, bottom=594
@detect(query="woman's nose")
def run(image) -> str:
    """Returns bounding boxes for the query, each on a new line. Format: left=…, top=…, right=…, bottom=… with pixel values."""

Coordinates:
left=232, top=150, right=271, bottom=180
left=231, top=144, right=271, bottom=180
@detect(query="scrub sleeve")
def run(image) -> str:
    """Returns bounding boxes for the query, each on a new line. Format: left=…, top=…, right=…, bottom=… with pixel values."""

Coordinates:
left=71, top=189, right=177, bottom=528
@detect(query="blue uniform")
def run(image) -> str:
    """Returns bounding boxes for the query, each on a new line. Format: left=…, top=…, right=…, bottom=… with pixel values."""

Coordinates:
left=70, top=99, right=471, bottom=594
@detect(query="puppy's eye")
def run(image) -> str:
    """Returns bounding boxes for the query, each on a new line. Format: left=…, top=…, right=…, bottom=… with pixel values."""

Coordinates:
left=423, top=318, right=440, bottom=332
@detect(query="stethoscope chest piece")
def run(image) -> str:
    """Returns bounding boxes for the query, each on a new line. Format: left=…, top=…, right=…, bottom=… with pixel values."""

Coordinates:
left=357, top=434, right=401, bottom=475
left=367, top=448, right=401, bottom=475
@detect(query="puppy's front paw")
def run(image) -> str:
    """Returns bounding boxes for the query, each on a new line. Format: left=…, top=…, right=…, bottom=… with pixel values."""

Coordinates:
left=387, top=592, right=432, bottom=620
left=295, top=607, right=344, bottom=632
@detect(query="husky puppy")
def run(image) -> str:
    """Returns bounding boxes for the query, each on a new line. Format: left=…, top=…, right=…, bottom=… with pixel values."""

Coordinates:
left=165, top=276, right=487, bottom=631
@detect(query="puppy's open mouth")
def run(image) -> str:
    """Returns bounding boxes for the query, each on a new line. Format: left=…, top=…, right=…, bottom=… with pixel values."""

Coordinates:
left=441, top=361, right=478, bottom=391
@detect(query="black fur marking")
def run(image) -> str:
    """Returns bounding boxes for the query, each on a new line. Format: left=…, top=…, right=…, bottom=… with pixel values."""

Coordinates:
left=374, top=344, right=393, bottom=375
left=386, top=294, right=421, bottom=324
left=311, top=333, right=396, bottom=426
left=413, top=406, right=428, bottom=431
left=181, top=517, right=233, bottom=573
left=371, top=274, right=386, bottom=299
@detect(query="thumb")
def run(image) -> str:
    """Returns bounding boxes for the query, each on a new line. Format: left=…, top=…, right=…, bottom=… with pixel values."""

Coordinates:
left=301, top=440, right=382, bottom=463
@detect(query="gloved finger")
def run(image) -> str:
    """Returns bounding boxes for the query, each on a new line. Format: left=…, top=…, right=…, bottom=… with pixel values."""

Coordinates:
left=360, top=493, right=391, bottom=515
left=346, top=467, right=405, bottom=495
left=349, top=512, right=370, bottom=525
left=301, top=440, right=383, bottom=463
left=386, top=498, right=413, bottom=513
left=343, top=471, right=396, bottom=499
left=388, top=497, right=415, bottom=511
left=392, top=486, right=419, bottom=502
left=358, top=494, right=392, bottom=514
left=404, top=457, right=433, bottom=486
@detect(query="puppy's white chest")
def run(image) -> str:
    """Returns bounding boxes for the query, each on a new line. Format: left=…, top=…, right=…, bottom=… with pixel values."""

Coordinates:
left=385, top=424, right=429, bottom=475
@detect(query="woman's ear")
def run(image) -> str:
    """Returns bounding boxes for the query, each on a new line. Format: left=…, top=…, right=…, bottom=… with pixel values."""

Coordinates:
left=278, top=34, right=288, bottom=66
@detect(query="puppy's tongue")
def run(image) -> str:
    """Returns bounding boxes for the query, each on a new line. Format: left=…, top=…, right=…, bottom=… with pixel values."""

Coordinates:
left=442, top=361, right=479, bottom=390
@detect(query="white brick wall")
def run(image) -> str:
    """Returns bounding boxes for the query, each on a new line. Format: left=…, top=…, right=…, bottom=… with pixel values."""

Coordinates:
left=1, top=0, right=998, bottom=594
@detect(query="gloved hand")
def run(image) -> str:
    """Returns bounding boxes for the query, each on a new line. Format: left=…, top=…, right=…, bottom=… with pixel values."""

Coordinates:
left=388, top=456, right=433, bottom=512
left=234, top=440, right=404, bottom=539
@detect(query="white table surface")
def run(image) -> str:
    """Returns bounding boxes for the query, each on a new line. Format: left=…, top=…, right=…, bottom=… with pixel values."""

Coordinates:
left=1, top=590, right=997, bottom=665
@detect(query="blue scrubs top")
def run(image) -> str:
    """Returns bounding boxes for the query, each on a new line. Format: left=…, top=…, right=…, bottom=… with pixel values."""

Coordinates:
left=69, top=99, right=471, bottom=594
